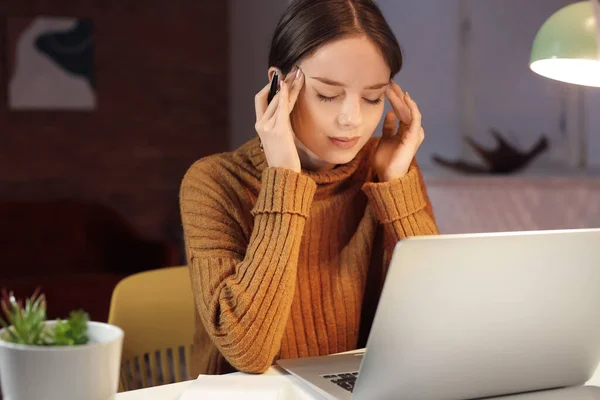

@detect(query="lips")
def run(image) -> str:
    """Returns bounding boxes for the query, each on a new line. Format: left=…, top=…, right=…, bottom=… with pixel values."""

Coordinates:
left=329, top=136, right=360, bottom=149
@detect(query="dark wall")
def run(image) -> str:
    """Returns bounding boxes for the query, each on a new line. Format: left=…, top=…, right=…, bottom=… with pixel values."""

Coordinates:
left=0, top=1, right=229, bottom=249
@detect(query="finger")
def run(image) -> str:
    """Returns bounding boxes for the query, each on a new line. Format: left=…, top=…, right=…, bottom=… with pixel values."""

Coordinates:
left=276, top=79, right=290, bottom=124
left=391, top=80, right=406, bottom=100
left=264, top=88, right=286, bottom=132
left=391, top=81, right=411, bottom=120
left=405, top=92, right=422, bottom=132
left=382, top=111, right=396, bottom=138
left=288, top=69, right=305, bottom=110
left=261, top=90, right=280, bottom=123
left=386, top=84, right=411, bottom=125
left=391, top=81, right=413, bottom=122
left=254, top=82, right=271, bottom=121
left=283, top=67, right=297, bottom=85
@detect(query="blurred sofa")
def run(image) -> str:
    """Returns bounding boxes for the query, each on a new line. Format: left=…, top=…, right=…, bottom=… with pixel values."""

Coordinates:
left=424, top=175, right=600, bottom=234
left=0, top=199, right=180, bottom=322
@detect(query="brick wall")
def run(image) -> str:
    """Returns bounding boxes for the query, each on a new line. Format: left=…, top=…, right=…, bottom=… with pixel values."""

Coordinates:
left=0, top=0, right=229, bottom=257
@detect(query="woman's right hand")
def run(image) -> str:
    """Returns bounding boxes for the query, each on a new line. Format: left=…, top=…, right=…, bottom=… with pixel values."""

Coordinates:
left=254, top=68, right=305, bottom=173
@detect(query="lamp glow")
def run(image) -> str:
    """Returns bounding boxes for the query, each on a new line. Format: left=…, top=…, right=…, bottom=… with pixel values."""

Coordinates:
left=530, top=1, right=600, bottom=87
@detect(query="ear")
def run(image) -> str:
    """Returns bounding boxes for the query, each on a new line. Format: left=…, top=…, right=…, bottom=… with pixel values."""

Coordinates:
left=268, top=67, right=281, bottom=82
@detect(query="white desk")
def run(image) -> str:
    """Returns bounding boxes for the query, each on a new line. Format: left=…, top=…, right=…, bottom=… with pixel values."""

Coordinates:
left=115, top=359, right=600, bottom=400
left=114, top=364, right=318, bottom=400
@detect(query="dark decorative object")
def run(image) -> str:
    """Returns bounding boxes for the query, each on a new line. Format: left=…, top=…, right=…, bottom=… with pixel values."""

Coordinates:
left=7, top=17, right=96, bottom=110
left=35, top=19, right=95, bottom=89
left=432, top=129, right=550, bottom=175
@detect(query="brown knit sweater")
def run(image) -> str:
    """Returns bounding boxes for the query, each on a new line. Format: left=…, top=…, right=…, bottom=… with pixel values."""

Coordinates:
left=179, top=137, right=439, bottom=376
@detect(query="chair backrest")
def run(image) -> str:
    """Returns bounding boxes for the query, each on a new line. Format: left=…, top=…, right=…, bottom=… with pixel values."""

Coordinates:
left=107, top=266, right=195, bottom=391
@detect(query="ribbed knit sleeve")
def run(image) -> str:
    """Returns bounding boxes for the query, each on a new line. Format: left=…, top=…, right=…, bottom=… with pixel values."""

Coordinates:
left=362, top=161, right=439, bottom=256
left=180, top=164, right=316, bottom=373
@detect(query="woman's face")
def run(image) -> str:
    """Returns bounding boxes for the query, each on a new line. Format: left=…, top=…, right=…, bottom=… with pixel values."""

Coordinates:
left=291, top=35, right=391, bottom=171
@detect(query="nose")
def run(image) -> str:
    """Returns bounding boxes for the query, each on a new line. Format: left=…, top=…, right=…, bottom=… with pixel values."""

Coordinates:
left=337, top=98, right=363, bottom=129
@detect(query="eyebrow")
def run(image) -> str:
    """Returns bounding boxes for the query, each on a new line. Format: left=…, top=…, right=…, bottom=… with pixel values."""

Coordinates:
left=311, top=76, right=389, bottom=90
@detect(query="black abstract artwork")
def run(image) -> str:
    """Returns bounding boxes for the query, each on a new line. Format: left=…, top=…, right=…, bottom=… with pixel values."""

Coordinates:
left=7, top=17, right=96, bottom=110
left=432, top=129, right=550, bottom=175
left=35, top=19, right=95, bottom=90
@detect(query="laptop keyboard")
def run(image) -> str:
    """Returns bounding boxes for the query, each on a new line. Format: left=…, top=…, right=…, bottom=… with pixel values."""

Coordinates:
left=322, top=372, right=359, bottom=392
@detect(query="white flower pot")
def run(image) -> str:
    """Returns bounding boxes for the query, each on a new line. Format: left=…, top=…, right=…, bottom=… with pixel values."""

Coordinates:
left=0, top=321, right=124, bottom=400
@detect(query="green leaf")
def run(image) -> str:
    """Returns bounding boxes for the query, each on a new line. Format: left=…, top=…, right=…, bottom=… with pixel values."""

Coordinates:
left=0, top=314, right=8, bottom=329
left=5, top=328, right=20, bottom=343
left=68, top=311, right=88, bottom=344
left=0, top=289, right=88, bottom=346
left=49, top=311, right=89, bottom=346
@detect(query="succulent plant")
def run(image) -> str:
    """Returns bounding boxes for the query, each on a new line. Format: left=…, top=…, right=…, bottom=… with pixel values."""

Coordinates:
left=0, top=288, right=89, bottom=346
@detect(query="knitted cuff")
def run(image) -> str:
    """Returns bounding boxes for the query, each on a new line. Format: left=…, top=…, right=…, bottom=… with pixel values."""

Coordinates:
left=251, top=168, right=317, bottom=218
left=362, top=165, right=427, bottom=223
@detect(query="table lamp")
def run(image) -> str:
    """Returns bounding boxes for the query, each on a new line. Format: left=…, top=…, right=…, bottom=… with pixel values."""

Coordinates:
left=530, top=0, right=600, bottom=87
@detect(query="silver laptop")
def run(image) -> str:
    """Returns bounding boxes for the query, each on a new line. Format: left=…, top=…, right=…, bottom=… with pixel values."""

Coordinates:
left=277, top=228, right=600, bottom=400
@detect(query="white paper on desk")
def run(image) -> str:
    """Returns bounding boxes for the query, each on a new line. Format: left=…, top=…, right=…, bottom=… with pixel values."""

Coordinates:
left=178, top=374, right=297, bottom=400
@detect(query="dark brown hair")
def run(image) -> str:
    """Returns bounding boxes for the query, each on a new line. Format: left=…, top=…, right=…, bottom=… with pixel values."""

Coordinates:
left=268, top=0, right=403, bottom=77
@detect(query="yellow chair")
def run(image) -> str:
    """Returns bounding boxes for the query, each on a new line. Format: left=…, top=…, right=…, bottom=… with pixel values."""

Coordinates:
left=108, top=266, right=196, bottom=391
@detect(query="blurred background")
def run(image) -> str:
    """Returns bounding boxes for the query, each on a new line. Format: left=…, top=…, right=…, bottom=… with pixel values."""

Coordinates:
left=0, top=0, right=598, bottom=322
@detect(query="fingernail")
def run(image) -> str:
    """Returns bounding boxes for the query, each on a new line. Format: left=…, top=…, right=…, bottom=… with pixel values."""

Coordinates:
left=406, top=92, right=411, bottom=99
left=296, top=68, right=301, bottom=80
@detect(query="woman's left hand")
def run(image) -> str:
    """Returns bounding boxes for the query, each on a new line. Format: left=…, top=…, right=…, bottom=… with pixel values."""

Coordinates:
left=371, top=81, right=424, bottom=182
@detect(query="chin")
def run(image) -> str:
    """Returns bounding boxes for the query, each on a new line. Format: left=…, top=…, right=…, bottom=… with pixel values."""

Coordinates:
left=320, top=150, right=361, bottom=165
left=315, top=140, right=367, bottom=165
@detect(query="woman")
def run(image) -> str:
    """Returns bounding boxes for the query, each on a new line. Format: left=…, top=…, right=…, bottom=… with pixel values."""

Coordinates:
left=179, top=0, right=439, bottom=376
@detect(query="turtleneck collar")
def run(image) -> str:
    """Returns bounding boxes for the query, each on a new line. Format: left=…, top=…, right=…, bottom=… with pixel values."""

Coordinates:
left=245, top=137, right=377, bottom=185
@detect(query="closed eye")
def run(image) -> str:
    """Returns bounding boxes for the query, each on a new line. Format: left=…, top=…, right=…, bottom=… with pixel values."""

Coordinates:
left=316, top=93, right=383, bottom=105
left=317, top=93, right=336, bottom=103
left=364, top=97, right=382, bottom=105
